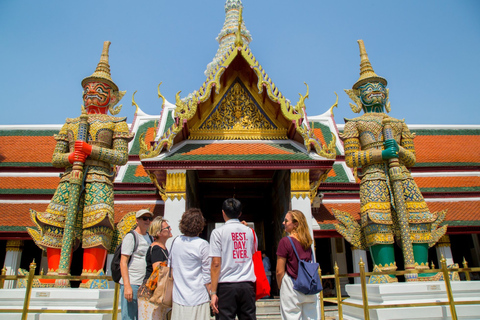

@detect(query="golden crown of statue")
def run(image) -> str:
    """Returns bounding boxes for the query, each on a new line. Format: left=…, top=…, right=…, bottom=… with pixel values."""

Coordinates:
left=352, top=40, right=387, bottom=89
left=81, top=41, right=119, bottom=91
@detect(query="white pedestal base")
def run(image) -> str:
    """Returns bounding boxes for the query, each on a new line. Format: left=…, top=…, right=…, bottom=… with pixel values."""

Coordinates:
left=0, top=288, right=120, bottom=319
left=340, top=281, right=480, bottom=320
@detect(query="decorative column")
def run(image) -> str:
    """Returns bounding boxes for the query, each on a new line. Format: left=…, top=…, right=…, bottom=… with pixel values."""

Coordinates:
left=164, top=169, right=187, bottom=248
left=4, top=240, right=24, bottom=289
left=436, top=235, right=454, bottom=266
left=351, top=246, right=369, bottom=284
left=290, top=169, right=316, bottom=241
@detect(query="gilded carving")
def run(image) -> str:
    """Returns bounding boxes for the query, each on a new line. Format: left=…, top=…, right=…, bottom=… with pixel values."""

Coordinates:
left=6, top=240, right=24, bottom=251
left=291, top=170, right=310, bottom=200
left=165, top=172, right=186, bottom=201
left=190, top=82, right=286, bottom=140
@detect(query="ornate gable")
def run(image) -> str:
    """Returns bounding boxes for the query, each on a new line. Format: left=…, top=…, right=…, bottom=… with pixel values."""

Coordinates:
left=190, top=79, right=287, bottom=140
left=139, top=1, right=336, bottom=161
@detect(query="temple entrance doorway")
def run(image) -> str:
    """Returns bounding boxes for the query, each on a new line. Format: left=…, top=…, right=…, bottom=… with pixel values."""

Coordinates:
left=186, top=169, right=290, bottom=263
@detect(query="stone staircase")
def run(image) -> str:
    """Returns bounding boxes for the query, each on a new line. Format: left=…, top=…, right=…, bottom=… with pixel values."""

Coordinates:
left=210, top=299, right=338, bottom=319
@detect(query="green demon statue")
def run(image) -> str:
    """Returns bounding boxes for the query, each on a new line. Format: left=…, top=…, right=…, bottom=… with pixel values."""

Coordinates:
left=334, top=40, right=447, bottom=282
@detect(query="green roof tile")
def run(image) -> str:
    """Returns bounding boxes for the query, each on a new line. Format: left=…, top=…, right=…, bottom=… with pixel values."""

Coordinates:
left=325, top=164, right=350, bottom=183
left=129, top=120, right=156, bottom=155
left=122, top=165, right=152, bottom=183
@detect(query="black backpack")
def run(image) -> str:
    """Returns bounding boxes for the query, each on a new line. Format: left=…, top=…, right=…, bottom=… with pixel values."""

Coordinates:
left=111, top=231, right=138, bottom=283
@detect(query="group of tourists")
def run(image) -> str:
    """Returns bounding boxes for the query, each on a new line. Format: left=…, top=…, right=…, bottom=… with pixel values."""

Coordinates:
left=119, top=199, right=320, bottom=320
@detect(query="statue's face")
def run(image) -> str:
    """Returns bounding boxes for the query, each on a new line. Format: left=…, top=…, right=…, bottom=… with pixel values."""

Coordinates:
left=359, top=82, right=386, bottom=112
left=83, top=81, right=114, bottom=113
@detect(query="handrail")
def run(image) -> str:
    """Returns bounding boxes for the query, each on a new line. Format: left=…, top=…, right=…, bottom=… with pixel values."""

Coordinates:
left=318, top=256, right=480, bottom=319
left=0, top=261, right=120, bottom=320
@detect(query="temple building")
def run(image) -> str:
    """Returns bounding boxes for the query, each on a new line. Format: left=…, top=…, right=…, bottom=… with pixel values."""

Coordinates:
left=1, top=0, right=479, bottom=292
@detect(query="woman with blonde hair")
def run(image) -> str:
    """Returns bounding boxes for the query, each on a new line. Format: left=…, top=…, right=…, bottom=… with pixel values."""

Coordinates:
left=138, top=216, right=173, bottom=320
left=276, top=210, right=319, bottom=320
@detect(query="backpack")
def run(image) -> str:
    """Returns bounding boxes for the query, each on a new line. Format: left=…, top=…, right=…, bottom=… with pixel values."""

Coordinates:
left=111, top=231, right=138, bottom=283
left=288, top=236, right=323, bottom=295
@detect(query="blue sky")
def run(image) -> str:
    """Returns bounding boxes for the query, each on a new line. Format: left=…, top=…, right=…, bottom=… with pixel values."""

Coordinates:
left=1, top=0, right=479, bottom=125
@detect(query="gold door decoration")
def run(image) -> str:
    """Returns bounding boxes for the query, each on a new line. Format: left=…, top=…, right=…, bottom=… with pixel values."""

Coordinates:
left=189, top=81, right=287, bottom=140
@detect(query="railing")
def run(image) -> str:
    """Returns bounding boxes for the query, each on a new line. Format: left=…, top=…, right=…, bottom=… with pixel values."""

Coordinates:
left=2, top=258, right=479, bottom=320
left=319, top=257, right=480, bottom=320
left=0, top=261, right=120, bottom=320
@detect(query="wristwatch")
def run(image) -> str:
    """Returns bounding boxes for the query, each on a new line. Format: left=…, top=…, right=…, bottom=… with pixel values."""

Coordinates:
left=210, top=291, right=217, bottom=296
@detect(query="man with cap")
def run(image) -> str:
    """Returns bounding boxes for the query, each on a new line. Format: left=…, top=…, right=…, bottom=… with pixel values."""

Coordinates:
left=27, top=41, right=134, bottom=287
left=120, top=209, right=154, bottom=320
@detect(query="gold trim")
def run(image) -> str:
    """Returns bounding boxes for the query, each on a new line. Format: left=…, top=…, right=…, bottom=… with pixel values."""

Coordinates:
left=165, top=172, right=186, bottom=201
left=189, top=129, right=287, bottom=140
left=6, top=240, right=24, bottom=252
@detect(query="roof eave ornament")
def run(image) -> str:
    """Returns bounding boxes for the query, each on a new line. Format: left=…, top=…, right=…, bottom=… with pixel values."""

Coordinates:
left=235, top=7, right=244, bottom=47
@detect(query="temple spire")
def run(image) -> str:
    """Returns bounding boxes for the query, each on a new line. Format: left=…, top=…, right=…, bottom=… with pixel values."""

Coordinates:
left=205, top=0, right=252, bottom=76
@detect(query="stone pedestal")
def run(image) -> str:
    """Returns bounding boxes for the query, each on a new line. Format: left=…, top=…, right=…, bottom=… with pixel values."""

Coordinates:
left=339, top=281, right=480, bottom=320
left=0, top=288, right=120, bottom=319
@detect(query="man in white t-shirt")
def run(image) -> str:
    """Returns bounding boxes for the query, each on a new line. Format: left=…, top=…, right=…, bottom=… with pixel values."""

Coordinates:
left=210, top=198, right=257, bottom=320
left=120, top=209, right=153, bottom=320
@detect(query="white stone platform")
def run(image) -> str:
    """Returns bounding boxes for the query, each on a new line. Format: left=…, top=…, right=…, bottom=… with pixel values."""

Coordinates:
left=339, top=281, right=480, bottom=320
left=0, top=288, right=120, bottom=320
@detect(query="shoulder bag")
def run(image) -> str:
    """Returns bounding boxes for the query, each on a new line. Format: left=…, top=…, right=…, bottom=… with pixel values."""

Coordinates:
left=137, top=245, right=168, bottom=300
left=287, top=236, right=323, bottom=295
left=149, top=237, right=177, bottom=307
left=251, top=229, right=271, bottom=300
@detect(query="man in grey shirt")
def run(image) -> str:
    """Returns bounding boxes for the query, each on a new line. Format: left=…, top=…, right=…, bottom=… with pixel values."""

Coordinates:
left=120, top=209, right=153, bottom=320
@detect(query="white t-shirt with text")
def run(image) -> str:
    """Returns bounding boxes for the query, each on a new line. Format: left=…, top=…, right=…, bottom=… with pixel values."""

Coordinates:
left=209, top=219, right=257, bottom=283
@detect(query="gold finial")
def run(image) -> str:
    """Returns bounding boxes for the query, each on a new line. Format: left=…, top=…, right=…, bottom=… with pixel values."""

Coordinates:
left=132, top=91, right=139, bottom=114
left=235, top=7, right=244, bottom=47
left=353, top=40, right=387, bottom=89
left=157, top=82, right=165, bottom=108
left=82, top=41, right=119, bottom=91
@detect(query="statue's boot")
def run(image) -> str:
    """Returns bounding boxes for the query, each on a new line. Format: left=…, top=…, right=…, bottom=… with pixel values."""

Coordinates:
left=39, top=248, right=72, bottom=287
left=412, top=243, right=460, bottom=281
left=413, top=243, right=433, bottom=277
left=39, top=248, right=61, bottom=285
left=369, top=244, right=397, bottom=283
left=80, top=247, right=108, bottom=288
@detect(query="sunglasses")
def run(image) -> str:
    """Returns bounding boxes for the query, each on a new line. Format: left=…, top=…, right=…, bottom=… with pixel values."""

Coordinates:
left=140, top=216, right=153, bottom=221
left=161, top=226, right=171, bottom=231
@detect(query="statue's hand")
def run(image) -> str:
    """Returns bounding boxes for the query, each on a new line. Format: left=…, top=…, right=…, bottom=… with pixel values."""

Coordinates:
left=382, top=139, right=399, bottom=159
left=383, top=139, right=399, bottom=151
left=68, top=150, right=87, bottom=164
left=75, top=140, right=93, bottom=155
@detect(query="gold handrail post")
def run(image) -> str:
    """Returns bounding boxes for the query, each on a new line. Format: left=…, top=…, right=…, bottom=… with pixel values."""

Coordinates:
left=21, top=260, right=36, bottom=320
left=359, top=258, right=370, bottom=320
left=441, top=255, right=458, bottom=320
left=319, top=266, right=325, bottom=320
left=463, top=257, right=470, bottom=281
left=112, top=282, right=120, bottom=320
left=0, top=265, right=6, bottom=289
left=334, top=262, right=343, bottom=320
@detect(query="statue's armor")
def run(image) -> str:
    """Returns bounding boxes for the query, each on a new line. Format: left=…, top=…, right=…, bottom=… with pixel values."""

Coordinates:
left=32, top=114, right=134, bottom=251
left=341, top=112, right=437, bottom=247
